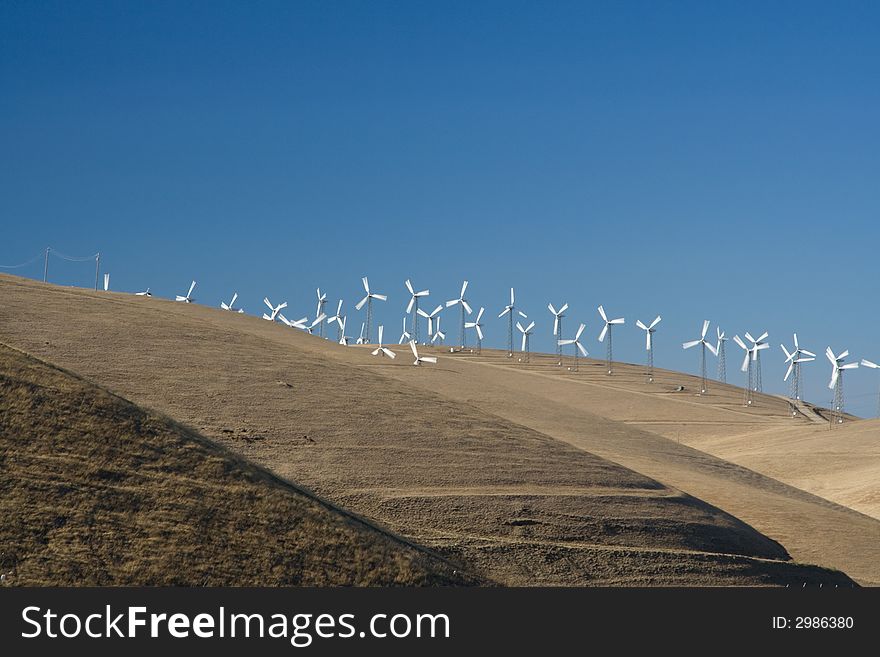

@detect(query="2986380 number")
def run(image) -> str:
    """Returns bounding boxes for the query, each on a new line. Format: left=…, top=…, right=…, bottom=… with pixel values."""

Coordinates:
left=795, top=616, right=853, bottom=629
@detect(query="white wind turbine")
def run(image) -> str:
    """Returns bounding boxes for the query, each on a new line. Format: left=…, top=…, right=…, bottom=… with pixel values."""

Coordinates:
left=597, top=305, right=625, bottom=375
left=716, top=327, right=728, bottom=383
left=745, top=331, right=770, bottom=392
left=635, top=315, right=661, bottom=383
left=398, top=316, right=412, bottom=345
left=371, top=326, right=396, bottom=359
left=103, top=273, right=110, bottom=291
left=221, top=292, right=244, bottom=313
left=135, top=287, right=152, bottom=297
left=559, top=323, right=588, bottom=372
left=262, top=297, right=288, bottom=322
left=465, top=307, right=485, bottom=354
left=548, top=302, right=568, bottom=364
left=355, top=277, right=387, bottom=343
left=315, top=289, right=328, bottom=338
left=338, top=316, right=352, bottom=345
left=732, top=335, right=754, bottom=405
left=306, top=314, right=327, bottom=334
left=683, top=320, right=718, bottom=394
left=176, top=280, right=196, bottom=303
left=446, top=280, right=473, bottom=349
left=356, top=322, right=367, bottom=345
left=781, top=333, right=816, bottom=403
left=327, top=300, right=344, bottom=341
left=409, top=340, right=438, bottom=366
left=405, top=279, right=430, bottom=344
left=431, top=315, right=446, bottom=345
left=499, top=288, right=527, bottom=357
left=517, top=320, right=536, bottom=363
left=860, top=359, right=880, bottom=417
left=417, top=304, right=443, bottom=345
left=827, top=347, right=859, bottom=426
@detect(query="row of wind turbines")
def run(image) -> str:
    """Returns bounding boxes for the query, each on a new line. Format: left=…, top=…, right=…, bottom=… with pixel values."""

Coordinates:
left=154, top=277, right=878, bottom=423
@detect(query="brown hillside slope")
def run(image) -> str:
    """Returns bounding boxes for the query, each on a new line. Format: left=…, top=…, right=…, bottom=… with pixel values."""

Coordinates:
left=350, top=348, right=880, bottom=585
left=0, top=344, right=476, bottom=586
left=0, top=275, right=860, bottom=585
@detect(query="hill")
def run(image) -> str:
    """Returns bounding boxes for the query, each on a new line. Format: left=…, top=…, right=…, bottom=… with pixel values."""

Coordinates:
left=0, top=342, right=476, bottom=586
left=0, top=274, right=865, bottom=585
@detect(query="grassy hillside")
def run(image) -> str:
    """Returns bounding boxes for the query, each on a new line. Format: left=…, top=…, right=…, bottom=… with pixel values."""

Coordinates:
left=0, top=274, right=861, bottom=586
left=0, top=343, right=476, bottom=586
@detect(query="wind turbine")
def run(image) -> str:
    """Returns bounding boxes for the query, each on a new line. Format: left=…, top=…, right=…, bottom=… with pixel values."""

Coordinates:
left=431, top=315, right=446, bottom=345
left=517, top=320, right=535, bottom=363
left=306, top=314, right=327, bottom=335
left=597, top=305, right=625, bottom=375
left=635, top=315, right=661, bottom=383
left=733, top=335, right=754, bottom=405
left=745, top=331, right=770, bottom=392
left=175, top=280, right=196, bottom=303
left=398, top=316, right=412, bottom=345
left=683, top=320, right=718, bottom=394
left=221, top=292, right=244, bottom=313
left=355, top=277, right=387, bottom=343
left=716, top=327, right=728, bottom=383
left=781, top=333, right=816, bottom=403
left=827, top=347, right=859, bottom=426
left=327, top=300, right=344, bottom=341
left=417, top=305, right=443, bottom=345
left=262, top=297, right=287, bottom=322
left=405, top=279, right=430, bottom=344
left=861, top=359, right=880, bottom=417
left=465, top=307, right=485, bottom=354
left=355, top=322, right=367, bottom=345
left=135, top=287, right=152, bottom=297
left=548, top=302, right=568, bottom=364
left=446, top=280, right=472, bottom=350
left=559, top=323, right=588, bottom=372
left=103, top=273, right=110, bottom=291
left=499, top=288, right=527, bottom=357
left=315, top=289, right=328, bottom=338
left=338, top=316, right=352, bottom=345
left=409, top=340, right=438, bottom=366
left=371, top=326, right=396, bottom=358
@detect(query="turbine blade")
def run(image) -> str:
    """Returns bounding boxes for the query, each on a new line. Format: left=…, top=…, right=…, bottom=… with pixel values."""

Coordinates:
left=356, top=296, right=368, bottom=311
left=499, top=307, right=510, bottom=318
left=575, top=323, right=585, bottom=340
left=461, top=280, right=468, bottom=297
left=362, top=276, right=370, bottom=293
left=577, top=342, right=588, bottom=357
left=683, top=340, right=701, bottom=349
left=598, top=325, right=608, bottom=343
left=406, top=297, right=415, bottom=314
left=650, top=315, right=662, bottom=329
left=636, top=320, right=647, bottom=331
left=598, top=305, right=607, bottom=322
left=702, top=320, right=710, bottom=338
left=405, top=279, right=414, bottom=295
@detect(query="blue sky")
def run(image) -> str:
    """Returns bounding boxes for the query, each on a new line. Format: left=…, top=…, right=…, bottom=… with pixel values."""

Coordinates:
left=2, top=1, right=879, bottom=415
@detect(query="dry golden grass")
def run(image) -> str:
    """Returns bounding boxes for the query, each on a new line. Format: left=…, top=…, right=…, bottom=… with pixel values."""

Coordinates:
left=0, top=344, right=476, bottom=586
left=0, top=274, right=863, bottom=586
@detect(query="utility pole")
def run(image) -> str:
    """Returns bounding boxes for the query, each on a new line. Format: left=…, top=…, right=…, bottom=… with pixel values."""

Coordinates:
left=94, top=253, right=100, bottom=290
left=43, top=247, right=50, bottom=282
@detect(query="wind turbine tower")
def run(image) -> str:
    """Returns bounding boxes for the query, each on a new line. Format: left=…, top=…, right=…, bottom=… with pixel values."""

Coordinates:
left=559, top=323, right=588, bottom=372
left=716, top=327, right=728, bottom=383
left=745, top=331, right=770, bottom=392
left=517, top=320, right=535, bottom=363
left=683, top=320, right=718, bottom=394
left=355, top=277, right=387, bottom=344
left=635, top=315, right=661, bottom=383
left=446, top=280, right=472, bottom=350
left=597, top=305, right=625, bottom=375
left=499, top=288, right=526, bottom=357
left=405, top=279, right=429, bottom=344
left=315, top=289, right=328, bottom=338
left=827, top=348, right=859, bottom=427
left=861, top=359, right=880, bottom=417
left=548, top=302, right=568, bottom=365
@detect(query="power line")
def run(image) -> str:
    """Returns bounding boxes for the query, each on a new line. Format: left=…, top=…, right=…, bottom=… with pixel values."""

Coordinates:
left=0, top=252, right=43, bottom=269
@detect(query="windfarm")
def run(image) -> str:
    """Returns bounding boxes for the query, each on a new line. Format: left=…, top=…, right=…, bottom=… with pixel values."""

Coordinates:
left=2, top=271, right=879, bottom=587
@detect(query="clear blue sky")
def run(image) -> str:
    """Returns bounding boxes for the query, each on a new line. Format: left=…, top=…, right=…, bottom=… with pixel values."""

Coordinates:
left=2, top=1, right=879, bottom=415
